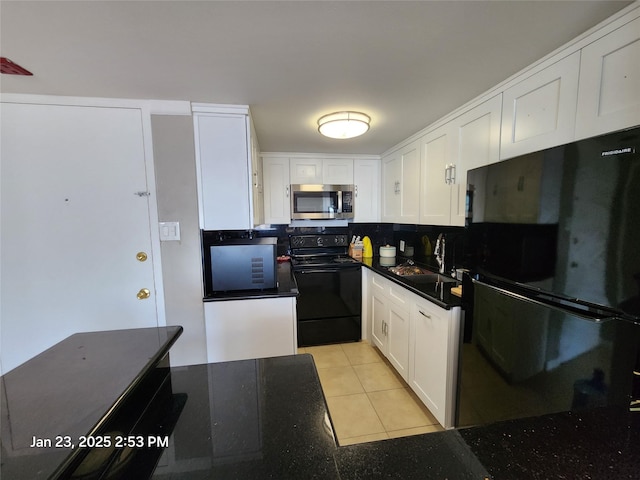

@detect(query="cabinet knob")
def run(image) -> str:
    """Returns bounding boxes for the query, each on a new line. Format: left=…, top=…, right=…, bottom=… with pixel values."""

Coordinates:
left=137, top=288, right=151, bottom=300
left=136, top=251, right=148, bottom=262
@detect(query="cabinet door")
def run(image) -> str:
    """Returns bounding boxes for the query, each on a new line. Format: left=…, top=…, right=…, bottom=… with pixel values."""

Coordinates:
left=387, top=302, right=410, bottom=381
left=576, top=16, right=640, bottom=139
left=354, top=159, right=380, bottom=222
left=195, top=114, right=252, bottom=230
left=250, top=126, right=264, bottom=226
left=410, top=300, right=449, bottom=427
left=204, top=297, right=296, bottom=363
left=323, top=158, right=354, bottom=184
left=451, top=94, right=503, bottom=226
left=381, top=152, right=402, bottom=222
left=289, top=158, right=323, bottom=184
left=370, top=291, right=387, bottom=352
left=501, top=52, right=580, bottom=160
left=262, top=157, right=291, bottom=224
left=369, top=273, right=388, bottom=350
left=398, top=141, right=421, bottom=223
left=419, top=127, right=453, bottom=226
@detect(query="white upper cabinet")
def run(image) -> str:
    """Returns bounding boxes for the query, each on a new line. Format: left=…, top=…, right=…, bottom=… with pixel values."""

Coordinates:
left=323, top=157, right=354, bottom=184
left=289, top=158, right=323, bottom=184
left=381, top=141, right=420, bottom=224
left=419, top=126, right=453, bottom=226
left=249, top=121, right=264, bottom=226
left=194, top=106, right=253, bottom=230
left=420, top=94, right=502, bottom=226
left=289, top=157, right=354, bottom=184
left=452, top=94, right=503, bottom=225
left=353, top=159, right=380, bottom=222
left=575, top=16, right=640, bottom=139
left=262, top=156, right=291, bottom=224
left=500, top=51, right=580, bottom=160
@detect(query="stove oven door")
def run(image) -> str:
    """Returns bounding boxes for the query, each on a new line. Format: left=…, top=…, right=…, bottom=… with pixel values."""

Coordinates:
left=294, top=266, right=362, bottom=347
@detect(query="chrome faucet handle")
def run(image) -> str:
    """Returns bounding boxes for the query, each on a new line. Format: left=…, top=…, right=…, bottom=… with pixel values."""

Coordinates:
left=435, top=234, right=445, bottom=273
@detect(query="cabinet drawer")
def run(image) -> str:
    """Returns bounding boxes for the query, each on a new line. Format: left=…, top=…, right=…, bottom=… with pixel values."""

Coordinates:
left=371, top=272, right=408, bottom=305
left=388, top=283, right=408, bottom=305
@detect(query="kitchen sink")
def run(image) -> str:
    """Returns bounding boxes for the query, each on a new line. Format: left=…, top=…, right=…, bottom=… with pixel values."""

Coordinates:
left=403, top=273, right=457, bottom=284
left=387, top=264, right=457, bottom=284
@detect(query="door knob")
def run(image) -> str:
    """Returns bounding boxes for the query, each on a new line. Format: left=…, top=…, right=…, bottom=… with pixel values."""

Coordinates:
left=136, top=252, right=148, bottom=262
left=137, top=288, right=151, bottom=300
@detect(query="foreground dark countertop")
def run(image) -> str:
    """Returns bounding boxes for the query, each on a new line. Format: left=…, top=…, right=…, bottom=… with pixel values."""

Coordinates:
left=4, top=332, right=638, bottom=479
left=0, top=326, right=183, bottom=480
left=203, top=261, right=298, bottom=302
left=152, top=355, right=639, bottom=480
left=361, top=256, right=462, bottom=309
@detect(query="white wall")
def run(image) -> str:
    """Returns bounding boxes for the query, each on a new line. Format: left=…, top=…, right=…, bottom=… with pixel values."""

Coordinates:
left=151, top=115, right=207, bottom=366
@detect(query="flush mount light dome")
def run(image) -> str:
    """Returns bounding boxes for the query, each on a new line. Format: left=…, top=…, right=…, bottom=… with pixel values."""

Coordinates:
left=318, top=111, right=370, bottom=139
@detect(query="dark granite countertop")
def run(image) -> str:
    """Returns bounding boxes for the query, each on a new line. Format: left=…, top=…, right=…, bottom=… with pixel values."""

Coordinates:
left=154, top=355, right=640, bottom=480
left=151, top=355, right=340, bottom=479
left=4, top=331, right=638, bottom=480
left=152, top=355, right=639, bottom=480
left=361, top=256, right=462, bottom=309
left=203, top=261, right=298, bottom=302
left=0, top=326, right=183, bottom=480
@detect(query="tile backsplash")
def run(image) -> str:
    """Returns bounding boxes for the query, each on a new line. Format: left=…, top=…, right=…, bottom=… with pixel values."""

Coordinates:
left=206, top=223, right=466, bottom=272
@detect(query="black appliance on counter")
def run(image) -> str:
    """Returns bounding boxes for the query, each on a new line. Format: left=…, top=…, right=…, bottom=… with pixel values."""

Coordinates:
left=458, top=126, right=640, bottom=428
left=202, top=234, right=277, bottom=295
left=290, top=234, right=362, bottom=346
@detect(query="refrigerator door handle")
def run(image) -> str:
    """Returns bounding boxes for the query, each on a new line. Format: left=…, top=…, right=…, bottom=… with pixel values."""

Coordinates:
left=471, top=278, right=618, bottom=323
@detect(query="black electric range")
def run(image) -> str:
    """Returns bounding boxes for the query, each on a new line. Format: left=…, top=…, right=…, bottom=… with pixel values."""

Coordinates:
left=289, top=234, right=362, bottom=347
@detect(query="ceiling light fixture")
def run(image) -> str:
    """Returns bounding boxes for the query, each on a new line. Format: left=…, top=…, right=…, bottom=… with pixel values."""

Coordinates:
left=318, top=111, right=370, bottom=139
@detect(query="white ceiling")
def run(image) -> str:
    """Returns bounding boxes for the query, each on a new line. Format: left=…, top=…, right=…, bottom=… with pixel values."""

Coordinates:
left=0, top=1, right=633, bottom=155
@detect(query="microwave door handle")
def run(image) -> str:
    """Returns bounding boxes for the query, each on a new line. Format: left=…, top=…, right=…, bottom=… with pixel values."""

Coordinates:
left=337, top=191, right=343, bottom=213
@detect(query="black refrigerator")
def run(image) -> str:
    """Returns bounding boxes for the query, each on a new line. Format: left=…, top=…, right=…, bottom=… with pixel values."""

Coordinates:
left=457, top=126, right=640, bottom=428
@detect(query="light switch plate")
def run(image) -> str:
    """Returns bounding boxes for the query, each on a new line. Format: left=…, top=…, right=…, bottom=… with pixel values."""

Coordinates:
left=159, top=221, right=180, bottom=241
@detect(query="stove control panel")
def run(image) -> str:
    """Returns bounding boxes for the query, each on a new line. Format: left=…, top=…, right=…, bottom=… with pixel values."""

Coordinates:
left=290, top=234, right=349, bottom=249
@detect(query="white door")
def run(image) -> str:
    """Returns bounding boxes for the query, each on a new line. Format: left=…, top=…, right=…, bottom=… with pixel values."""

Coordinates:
left=1, top=103, right=160, bottom=374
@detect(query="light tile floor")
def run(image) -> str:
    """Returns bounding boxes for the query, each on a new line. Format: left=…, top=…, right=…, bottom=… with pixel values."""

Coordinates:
left=298, top=341, right=444, bottom=446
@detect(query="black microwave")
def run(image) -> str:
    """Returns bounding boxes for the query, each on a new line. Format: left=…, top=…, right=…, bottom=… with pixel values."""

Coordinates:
left=202, top=235, right=277, bottom=295
left=290, top=184, right=354, bottom=220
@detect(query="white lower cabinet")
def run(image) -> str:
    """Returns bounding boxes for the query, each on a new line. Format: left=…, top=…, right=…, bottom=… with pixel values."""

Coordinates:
left=409, top=299, right=460, bottom=429
left=370, top=274, right=410, bottom=380
left=367, top=270, right=461, bottom=428
left=204, top=297, right=297, bottom=363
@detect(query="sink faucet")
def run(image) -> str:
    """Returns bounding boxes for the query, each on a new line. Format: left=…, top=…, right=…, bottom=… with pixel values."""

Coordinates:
left=434, top=233, right=445, bottom=274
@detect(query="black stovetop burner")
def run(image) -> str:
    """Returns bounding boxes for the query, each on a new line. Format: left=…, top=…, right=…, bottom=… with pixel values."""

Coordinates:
left=289, top=234, right=360, bottom=269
